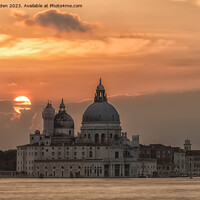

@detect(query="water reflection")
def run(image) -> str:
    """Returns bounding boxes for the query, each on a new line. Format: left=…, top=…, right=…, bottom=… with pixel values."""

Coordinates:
left=0, top=178, right=200, bottom=200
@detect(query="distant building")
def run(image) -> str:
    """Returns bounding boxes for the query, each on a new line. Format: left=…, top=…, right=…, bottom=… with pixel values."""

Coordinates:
left=172, top=147, right=185, bottom=176
left=185, top=150, right=200, bottom=176
left=17, top=80, right=156, bottom=178
left=139, top=144, right=186, bottom=177
left=184, top=139, right=200, bottom=177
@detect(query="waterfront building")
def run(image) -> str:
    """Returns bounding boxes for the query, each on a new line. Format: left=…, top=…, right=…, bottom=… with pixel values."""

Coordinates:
left=17, top=80, right=157, bottom=178
left=184, top=140, right=200, bottom=177
left=172, top=147, right=186, bottom=176
left=139, top=144, right=186, bottom=177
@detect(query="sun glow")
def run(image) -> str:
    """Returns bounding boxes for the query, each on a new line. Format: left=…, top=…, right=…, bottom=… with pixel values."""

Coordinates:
left=13, top=96, right=31, bottom=113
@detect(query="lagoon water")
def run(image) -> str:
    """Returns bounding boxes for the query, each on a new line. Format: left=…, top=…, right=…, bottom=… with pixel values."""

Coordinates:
left=0, top=178, right=200, bottom=200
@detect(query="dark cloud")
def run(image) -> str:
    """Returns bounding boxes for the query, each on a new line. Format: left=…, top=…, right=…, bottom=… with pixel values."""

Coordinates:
left=24, top=9, right=95, bottom=32
left=0, top=101, right=43, bottom=150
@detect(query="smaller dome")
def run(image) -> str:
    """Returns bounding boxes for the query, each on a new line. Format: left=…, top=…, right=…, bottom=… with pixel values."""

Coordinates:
left=54, top=111, right=74, bottom=129
left=54, top=99, right=74, bottom=129
left=35, top=130, right=40, bottom=135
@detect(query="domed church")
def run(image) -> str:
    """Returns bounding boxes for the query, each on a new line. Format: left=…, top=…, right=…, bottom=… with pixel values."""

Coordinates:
left=16, top=80, right=156, bottom=178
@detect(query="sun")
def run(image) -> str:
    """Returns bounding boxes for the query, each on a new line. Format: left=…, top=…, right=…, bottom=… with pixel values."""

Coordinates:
left=13, top=96, right=31, bottom=113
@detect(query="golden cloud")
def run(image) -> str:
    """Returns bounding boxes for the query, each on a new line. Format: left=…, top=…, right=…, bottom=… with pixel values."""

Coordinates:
left=0, top=35, right=187, bottom=59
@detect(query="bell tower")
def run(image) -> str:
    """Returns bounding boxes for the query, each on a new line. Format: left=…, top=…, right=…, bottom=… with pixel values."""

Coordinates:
left=184, top=139, right=192, bottom=151
left=42, top=102, right=55, bottom=135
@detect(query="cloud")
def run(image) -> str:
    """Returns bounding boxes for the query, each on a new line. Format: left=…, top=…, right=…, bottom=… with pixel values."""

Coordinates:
left=0, top=34, right=186, bottom=59
left=24, top=9, right=96, bottom=33
left=0, top=100, right=43, bottom=149
left=171, top=0, right=200, bottom=7
left=10, top=10, right=27, bottom=20
left=8, top=82, right=18, bottom=86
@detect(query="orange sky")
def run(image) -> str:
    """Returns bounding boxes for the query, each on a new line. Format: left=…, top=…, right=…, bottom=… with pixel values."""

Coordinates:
left=1, top=0, right=200, bottom=103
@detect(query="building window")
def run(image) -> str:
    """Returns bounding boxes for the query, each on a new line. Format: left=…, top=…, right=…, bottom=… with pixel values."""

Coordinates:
left=115, top=152, right=119, bottom=158
left=74, top=152, right=77, bottom=156
left=101, top=134, right=106, bottom=143
left=110, top=134, right=113, bottom=139
left=89, top=151, right=93, bottom=158
left=82, top=152, right=85, bottom=156
left=69, top=130, right=71, bottom=135
left=88, top=134, right=90, bottom=139
left=95, top=134, right=99, bottom=143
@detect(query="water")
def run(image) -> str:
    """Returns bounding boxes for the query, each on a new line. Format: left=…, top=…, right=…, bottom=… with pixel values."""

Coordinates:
left=0, top=178, right=200, bottom=200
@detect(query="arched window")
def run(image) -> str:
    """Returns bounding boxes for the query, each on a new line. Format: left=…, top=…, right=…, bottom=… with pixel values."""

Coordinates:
left=115, top=151, right=119, bottom=158
left=101, top=134, right=106, bottom=143
left=95, top=134, right=99, bottom=143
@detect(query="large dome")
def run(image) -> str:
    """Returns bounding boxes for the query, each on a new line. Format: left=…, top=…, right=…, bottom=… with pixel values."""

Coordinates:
left=82, top=79, right=120, bottom=124
left=82, top=102, right=120, bottom=123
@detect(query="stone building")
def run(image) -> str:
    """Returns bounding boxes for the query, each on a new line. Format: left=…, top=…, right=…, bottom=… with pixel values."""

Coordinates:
left=184, top=139, right=200, bottom=177
left=17, top=80, right=157, bottom=178
left=172, top=147, right=185, bottom=176
left=139, top=144, right=186, bottom=177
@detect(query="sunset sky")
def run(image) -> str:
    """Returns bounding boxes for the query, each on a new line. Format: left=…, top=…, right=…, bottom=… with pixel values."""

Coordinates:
left=1, top=0, right=200, bottom=149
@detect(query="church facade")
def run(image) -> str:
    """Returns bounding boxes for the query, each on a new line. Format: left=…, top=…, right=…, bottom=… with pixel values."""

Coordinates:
left=17, top=80, right=157, bottom=178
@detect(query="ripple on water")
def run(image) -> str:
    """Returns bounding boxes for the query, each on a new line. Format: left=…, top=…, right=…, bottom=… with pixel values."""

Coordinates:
left=0, top=178, right=200, bottom=200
